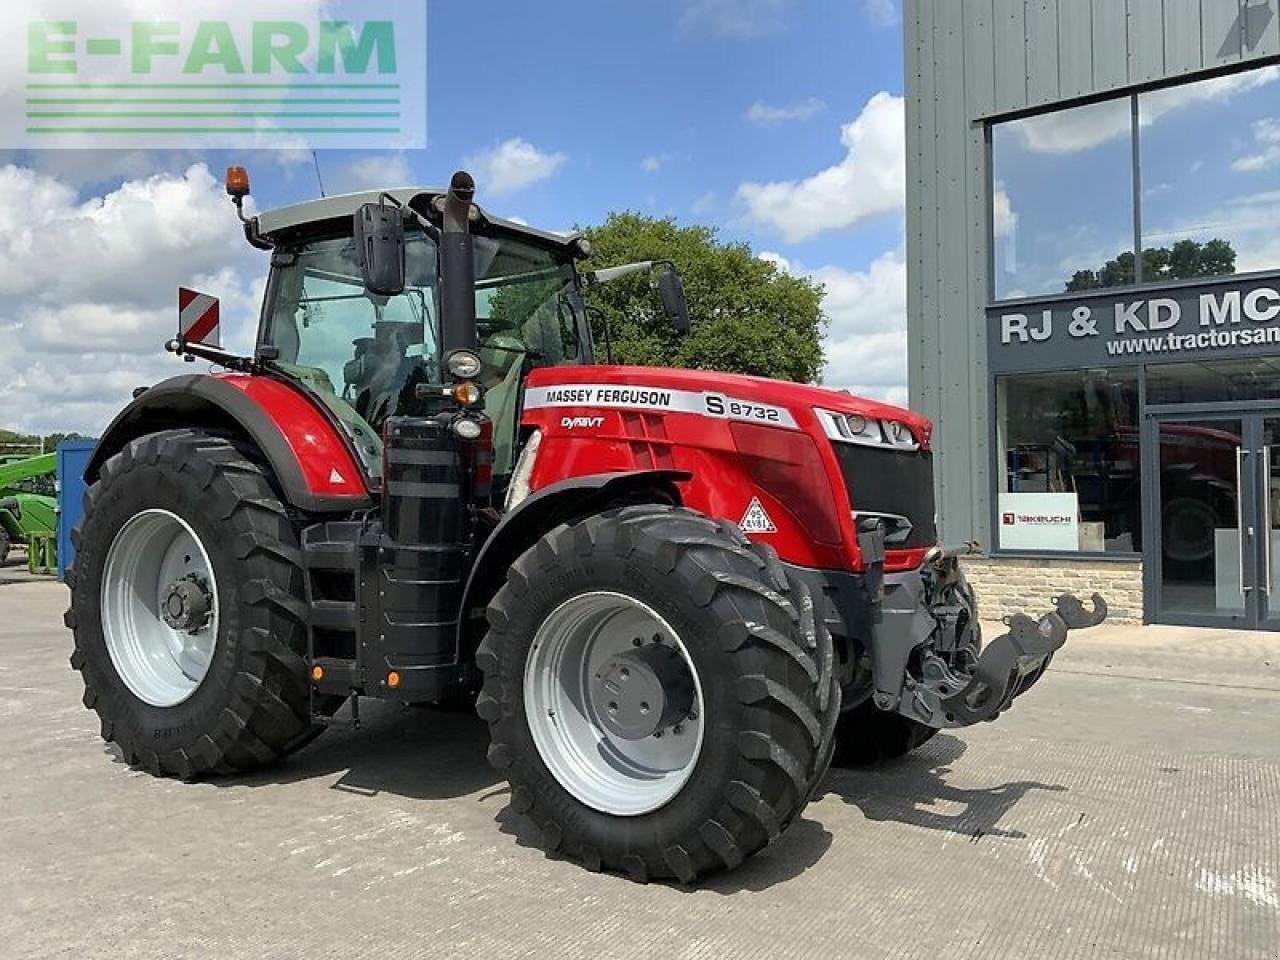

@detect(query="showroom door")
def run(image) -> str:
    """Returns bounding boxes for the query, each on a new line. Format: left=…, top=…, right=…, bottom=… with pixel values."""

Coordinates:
left=1149, top=412, right=1280, bottom=629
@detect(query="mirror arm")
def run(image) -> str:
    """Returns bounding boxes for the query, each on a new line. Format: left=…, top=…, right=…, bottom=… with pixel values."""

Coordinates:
left=585, top=261, right=655, bottom=287
left=378, top=192, right=441, bottom=243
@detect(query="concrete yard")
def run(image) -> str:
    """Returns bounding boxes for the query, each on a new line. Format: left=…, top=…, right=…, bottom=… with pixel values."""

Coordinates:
left=2, top=566, right=1278, bottom=959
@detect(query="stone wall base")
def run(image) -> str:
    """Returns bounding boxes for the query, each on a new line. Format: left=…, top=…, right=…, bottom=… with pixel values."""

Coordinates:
left=960, top=556, right=1143, bottom=625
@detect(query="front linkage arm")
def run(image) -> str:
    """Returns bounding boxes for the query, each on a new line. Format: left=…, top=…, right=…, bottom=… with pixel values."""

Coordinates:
left=898, top=592, right=1107, bottom=729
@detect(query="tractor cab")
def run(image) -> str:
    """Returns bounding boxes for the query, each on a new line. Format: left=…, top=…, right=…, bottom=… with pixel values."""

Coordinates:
left=251, top=186, right=596, bottom=485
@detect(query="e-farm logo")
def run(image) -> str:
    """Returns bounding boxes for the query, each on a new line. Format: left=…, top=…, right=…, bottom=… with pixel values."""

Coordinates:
left=9, top=1, right=426, bottom=149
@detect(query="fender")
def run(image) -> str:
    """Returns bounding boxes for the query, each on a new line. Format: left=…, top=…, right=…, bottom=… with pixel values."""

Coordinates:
left=85, top=374, right=371, bottom=513
left=456, top=470, right=690, bottom=648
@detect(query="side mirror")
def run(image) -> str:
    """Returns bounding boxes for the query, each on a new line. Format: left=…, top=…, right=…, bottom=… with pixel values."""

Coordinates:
left=658, top=269, right=692, bottom=335
left=354, top=203, right=406, bottom=297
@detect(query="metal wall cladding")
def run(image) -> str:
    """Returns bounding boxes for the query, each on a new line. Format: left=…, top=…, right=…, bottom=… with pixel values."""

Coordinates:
left=905, top=0, right=1280, bottom=543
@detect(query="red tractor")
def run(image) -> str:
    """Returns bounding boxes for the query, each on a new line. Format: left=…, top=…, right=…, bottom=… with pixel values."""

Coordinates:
left=67, top=169, right=1105, bottom=883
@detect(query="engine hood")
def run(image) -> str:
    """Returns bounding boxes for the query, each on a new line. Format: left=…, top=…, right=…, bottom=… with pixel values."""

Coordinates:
left=524, top=365, right=933, bottom=447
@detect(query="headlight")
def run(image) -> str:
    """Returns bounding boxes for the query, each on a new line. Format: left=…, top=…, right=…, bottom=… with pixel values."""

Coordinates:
left=504, top=429, right=542, bottom=511
left=815, top=409, right=919, bottom=450
left=452, top=418, right=482, bottom=440
left=447, top=349, right=483, bottom=379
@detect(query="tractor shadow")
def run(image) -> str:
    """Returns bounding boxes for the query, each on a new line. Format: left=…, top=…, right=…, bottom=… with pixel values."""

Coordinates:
left=819, top=734, right=1066, bottom=841
left=123, top=699, right=505, bottom=802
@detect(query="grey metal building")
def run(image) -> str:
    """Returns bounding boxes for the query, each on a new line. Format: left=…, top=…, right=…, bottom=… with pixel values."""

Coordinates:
left=906, top=0, right=1280, bottom=628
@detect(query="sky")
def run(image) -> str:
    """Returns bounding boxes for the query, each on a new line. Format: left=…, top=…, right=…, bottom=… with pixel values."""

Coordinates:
left=0, top=0, right=911, bottom=436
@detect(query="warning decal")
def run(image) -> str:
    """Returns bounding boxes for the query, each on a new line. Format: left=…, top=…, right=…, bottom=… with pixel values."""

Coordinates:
left=740, top=497, right=777, bottom=534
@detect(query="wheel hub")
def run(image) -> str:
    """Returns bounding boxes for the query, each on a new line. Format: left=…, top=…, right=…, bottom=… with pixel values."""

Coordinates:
left=161, top=576, right=212, bottom=632
left=523, top=591, right=706, bottom=816
left=101, top=509, right=219, bottom=708
left=590, top=644, right=695, bottom=740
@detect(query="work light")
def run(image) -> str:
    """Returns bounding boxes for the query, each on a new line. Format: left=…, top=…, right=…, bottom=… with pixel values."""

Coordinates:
left=447, top=349, right=482, bottom=379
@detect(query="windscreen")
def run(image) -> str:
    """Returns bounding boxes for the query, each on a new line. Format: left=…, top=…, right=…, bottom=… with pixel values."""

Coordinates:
left=262, top=226, right=588, bottom=483
left=473, top=235, right=586, bottom=478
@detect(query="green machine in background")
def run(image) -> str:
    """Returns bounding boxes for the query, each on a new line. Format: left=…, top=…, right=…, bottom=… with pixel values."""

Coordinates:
left=0, top=453, right=57, bottom=573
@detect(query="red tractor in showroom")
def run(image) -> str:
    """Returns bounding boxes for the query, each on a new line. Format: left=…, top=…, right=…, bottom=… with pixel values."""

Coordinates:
left=66, top=169, right=1105, bottom=883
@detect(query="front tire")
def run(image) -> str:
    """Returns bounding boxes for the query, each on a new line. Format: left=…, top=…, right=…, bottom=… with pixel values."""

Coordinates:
left=832, top=702, right=938, bottom=766
left=476, top=505, right=840, bottom=883
left=66, top=429, right=321, bottom=778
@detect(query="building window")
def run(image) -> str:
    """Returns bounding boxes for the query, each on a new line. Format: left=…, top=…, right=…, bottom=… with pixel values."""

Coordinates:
left=990, top=63, right=1280, bottom=301
left=1140, top=67, right=1280, bottom=285
left=991, top=98, right=1135, bottom=300
left=1147, top=357, right=1280, bottom=404
left=995, top=369, right=1141, bottom=553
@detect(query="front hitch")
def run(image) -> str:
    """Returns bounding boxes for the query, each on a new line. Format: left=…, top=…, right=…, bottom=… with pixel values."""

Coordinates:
left=898, top=593, right=1107, bottom=729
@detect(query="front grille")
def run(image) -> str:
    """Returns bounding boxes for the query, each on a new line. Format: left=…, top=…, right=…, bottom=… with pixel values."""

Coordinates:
left=830, top=444, right=937, bottom=549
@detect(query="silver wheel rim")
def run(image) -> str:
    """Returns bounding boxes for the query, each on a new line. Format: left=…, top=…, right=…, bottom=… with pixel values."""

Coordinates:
left=524, top=591, right=705, bottom=817
left=101, top=509, right=219, bottom=708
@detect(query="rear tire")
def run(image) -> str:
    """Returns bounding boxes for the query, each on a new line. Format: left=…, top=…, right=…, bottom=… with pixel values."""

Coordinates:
left=476, top=505, right=840, bottom=883
left=65, top=429, right=322, bottom=778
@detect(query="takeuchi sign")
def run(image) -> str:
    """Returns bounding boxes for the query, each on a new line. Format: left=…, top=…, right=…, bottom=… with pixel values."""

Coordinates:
left=986, top=275, right=1280, bottom=373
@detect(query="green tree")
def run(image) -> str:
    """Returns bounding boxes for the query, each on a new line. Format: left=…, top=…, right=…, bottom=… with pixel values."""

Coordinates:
left=1066, top=238, right=1237, bottom=291
left=581, top=213, right=826, bottom=383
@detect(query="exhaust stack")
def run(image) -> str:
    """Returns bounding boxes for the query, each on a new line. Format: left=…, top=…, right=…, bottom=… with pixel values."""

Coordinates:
left=438, top=170, right=478, bottom=359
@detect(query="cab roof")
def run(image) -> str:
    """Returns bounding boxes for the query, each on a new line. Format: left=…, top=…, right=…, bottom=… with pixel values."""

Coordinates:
left=255, top=187, right=584, bottom=250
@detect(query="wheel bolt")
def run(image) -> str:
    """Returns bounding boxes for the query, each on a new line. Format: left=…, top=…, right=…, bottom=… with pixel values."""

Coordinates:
left=673, top=725, right=683, bottom=736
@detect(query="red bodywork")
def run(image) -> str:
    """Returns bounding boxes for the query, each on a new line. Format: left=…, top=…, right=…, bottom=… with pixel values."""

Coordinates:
left=521, top=366, right=934, bottom=573
left=216, top=374, right=370, bottom=501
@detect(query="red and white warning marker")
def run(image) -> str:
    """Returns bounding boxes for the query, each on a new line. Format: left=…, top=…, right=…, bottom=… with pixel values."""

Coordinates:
left=178, top=288, right=221, bottom=348
left=739, top=497, right=778, bottom=534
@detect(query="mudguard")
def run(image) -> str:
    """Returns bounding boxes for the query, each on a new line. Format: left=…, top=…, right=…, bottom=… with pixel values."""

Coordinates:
left=85, top=373, right=371, bottom=513
left=457, top=470, right=689, bottom=647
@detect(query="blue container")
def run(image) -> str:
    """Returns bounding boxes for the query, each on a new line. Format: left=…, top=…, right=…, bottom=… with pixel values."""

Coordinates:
left=56, top=440, right=97, bottom=582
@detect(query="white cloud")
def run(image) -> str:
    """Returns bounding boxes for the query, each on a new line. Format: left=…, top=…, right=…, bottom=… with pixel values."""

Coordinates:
left=738, top=92, right=904, bottom=243
left=679, top=0, right=791, bottom=38
left=691, top=191, right=718, bottom=215
left=326, top=153, right=414, bottom=194
left=862, top=0, right=899, bottom=27
left=765, top=246, right=909, bottom=402
left=641, top=155, right=664, bottom=173
left=746, top=97, right=827, bottom=126
left=1015, top=65, right=1280, bottom=154
left=0, top=163, right=262, bottom=435
left=993, top=184, right=1018, bottom=239
left=1232, top=118, right=1280, bottom=172
left=464, top=138, right=567, bottom=197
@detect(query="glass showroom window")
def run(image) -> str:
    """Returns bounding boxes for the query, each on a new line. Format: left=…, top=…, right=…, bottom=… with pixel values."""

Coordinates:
left=1147, top=356, right=1280, bottom=405
left=992, top=97, right=1135, bottom=300
left=1140, top=66, right=1280, bottom=283
left=995, top=369, right=1141, bottom=553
